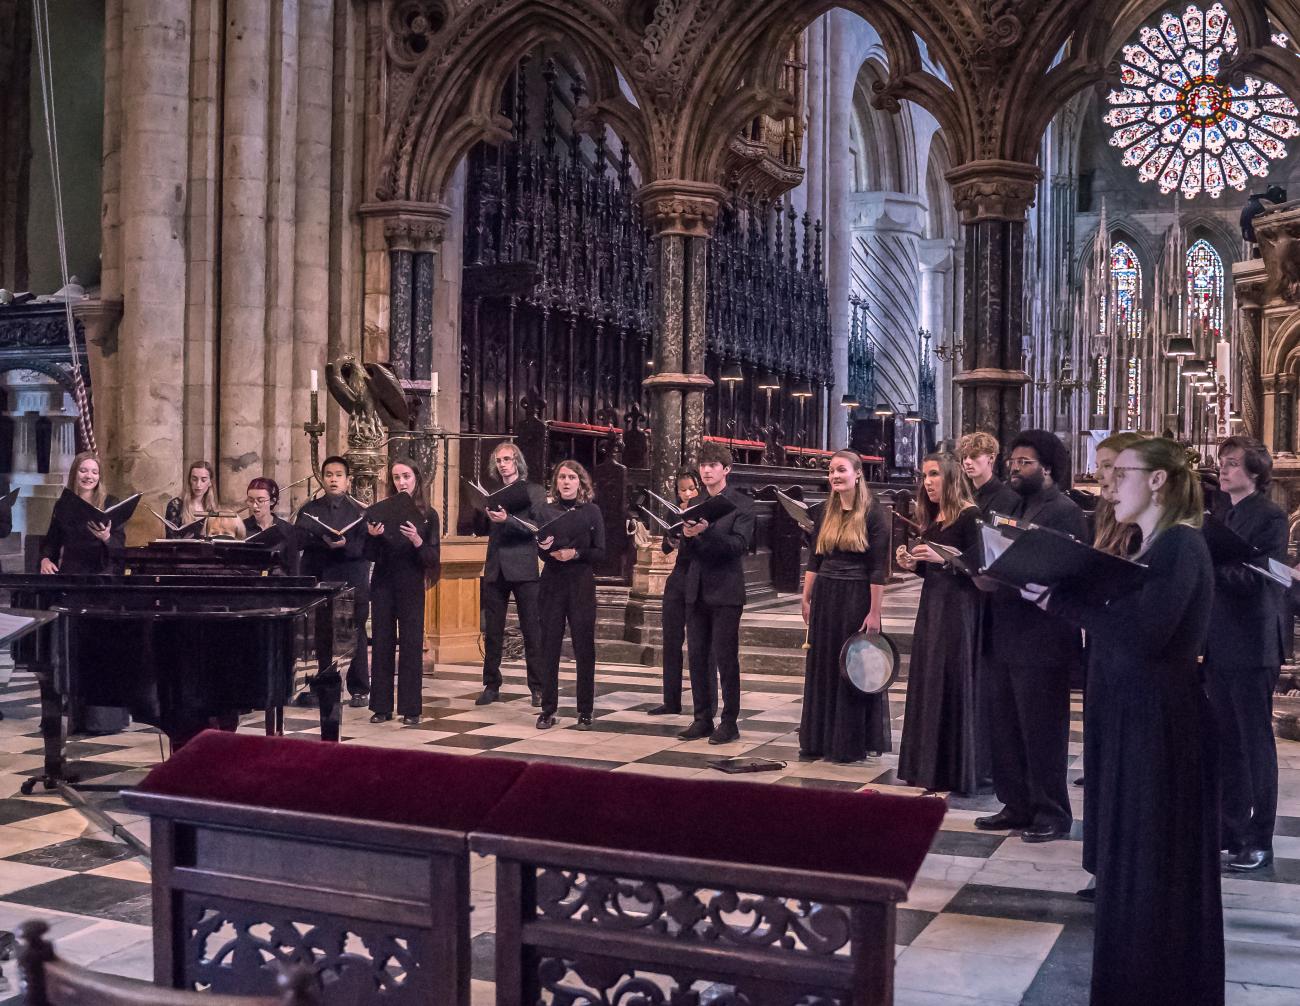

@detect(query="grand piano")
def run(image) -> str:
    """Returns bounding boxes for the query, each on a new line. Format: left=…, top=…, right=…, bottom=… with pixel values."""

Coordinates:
left=0, top=542, right=356, bottom=794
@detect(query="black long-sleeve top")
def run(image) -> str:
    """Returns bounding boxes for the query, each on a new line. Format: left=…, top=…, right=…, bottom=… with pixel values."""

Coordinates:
left=806, top=502, right=890, bottom=583
left=41, top=493, right=124, bottom=574
left=538, top=499, right=605, bottom=572
left=364, top=507, right=441, bottom=585
left=1204, top=490, right=1288, bottom=669
left=296, top=493, right=370, bottom=592
left=973, top=477, right=1019, bottom=521
left=241, top=515, right=300, bottom=576
left=910, top=506, right=981, bottom=580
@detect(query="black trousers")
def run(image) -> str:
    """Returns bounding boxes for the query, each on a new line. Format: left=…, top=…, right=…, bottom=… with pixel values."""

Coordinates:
left=369, top=578, right=424, bottom=717
left=984, top=658, right=1073, bottom=830
left=538, top=565, right=597, bottom=717
left=686, top=601, right=742, bottom=727
left=481, top=574, right=543, bottom=694
left=345, top=598, right=370, bottom=696
left=660, top=575, right=687, bottom=711
left=1204, top=663, right=1279, bottom=852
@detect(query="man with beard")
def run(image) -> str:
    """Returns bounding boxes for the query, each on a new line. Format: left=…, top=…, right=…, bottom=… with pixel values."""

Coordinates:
left=975, top=429, right=1088, bottom=843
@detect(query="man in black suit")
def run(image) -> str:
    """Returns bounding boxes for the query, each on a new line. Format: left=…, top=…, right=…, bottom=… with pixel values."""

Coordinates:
left=678, top=442, right=755, bottom=745
left=296, top=456, right=372, bottom=707
left=1205, top=436, right=1287, bottom=872
left=477, top=442, right=547, bottom=706
left=958, top=431, right=1019, bottom=519
left=976, top=430, right=1088, bottom=843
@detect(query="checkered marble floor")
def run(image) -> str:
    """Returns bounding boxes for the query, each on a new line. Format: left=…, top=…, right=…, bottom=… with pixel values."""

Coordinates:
left=0, top=579, right=1295, bottom=1004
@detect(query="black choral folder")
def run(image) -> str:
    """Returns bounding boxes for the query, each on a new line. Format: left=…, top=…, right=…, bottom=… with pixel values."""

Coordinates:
left=512, top=505, right=592, bottom=549
left=366, top=491, right=426, bottom=546
left=464, top=479, right=533, bottom=515
left=971, top=521, right=1147, bottom=600
left=643, top=489, right=736, bottom=528
left=58, top=489, right=142, bottom=530
left=775, top=490, right=820, bottom=533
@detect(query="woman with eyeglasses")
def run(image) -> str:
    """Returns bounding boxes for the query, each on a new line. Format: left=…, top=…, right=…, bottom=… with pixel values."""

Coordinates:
left=242, top=477, right=299, bottom=575
left=1038, top=438, right=1221, bottom=1005
left=647, top=468, right=701, bottom=716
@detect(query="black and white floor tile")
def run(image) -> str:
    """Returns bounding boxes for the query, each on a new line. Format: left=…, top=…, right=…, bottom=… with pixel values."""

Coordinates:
left=0, top=579, right=1294, bottom=1003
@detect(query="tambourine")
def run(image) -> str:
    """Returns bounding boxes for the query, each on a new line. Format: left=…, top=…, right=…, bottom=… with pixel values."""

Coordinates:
left=838, top=631, right=899, bottom=695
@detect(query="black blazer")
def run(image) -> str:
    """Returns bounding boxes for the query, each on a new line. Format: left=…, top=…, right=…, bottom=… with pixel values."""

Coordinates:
left=365, top=508, right=441, bottom=586
left=987, top=484, right=1088, bottom=667
left=678, top=485, right=756, bottom=608
left=1204, top=490, right=1288, bottom=670
left=974, top=477, right=1019, bottom=521
left=296, top=494, right=371, bottom=596
left=482, top=481, right=547, bottom=582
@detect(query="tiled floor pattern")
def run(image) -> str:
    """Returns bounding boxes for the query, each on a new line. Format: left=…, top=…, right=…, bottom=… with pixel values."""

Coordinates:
left=0, top=579, right=1294, bottom=1003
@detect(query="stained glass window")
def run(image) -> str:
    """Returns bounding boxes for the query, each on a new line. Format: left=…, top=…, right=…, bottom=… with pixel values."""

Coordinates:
left=1104, top=3, right=1300, bottom=198
left=1097, top=242, right=1144, bottom=418
left=1185, top=237, right=1224, bottom=340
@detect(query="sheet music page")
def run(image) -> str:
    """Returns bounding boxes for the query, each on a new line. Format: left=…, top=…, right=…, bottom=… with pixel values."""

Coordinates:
left=981, top=523, right=1013, bottom=565
left=0, top=610, right=36, bottom=643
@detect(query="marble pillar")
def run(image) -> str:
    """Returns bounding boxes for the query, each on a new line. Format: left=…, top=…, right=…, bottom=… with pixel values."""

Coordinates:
left=636, top=181, right=723, bottom=494
left=919, top=238, right=954, bottom=435
left=946, top=161, right=1039, bottom=443
left=113, top=0, right=190, bottom=500
left=824, top=13, right=855, bottom=424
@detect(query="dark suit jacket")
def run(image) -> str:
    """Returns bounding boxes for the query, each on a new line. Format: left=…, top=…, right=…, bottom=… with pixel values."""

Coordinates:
left=974, top=477, right=1019, bottom=521
left=679, top=485, right=755, bottom=608
left=987, top=484, right=1088, bottom=667
left=1205, top=490, right=1288, bottom=670
left=483, top=481, right=547, bottom=582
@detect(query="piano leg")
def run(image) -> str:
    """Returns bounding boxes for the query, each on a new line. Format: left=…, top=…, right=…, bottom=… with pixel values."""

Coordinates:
left=264, top=707, right=285, bottom=736
left=21, top=659, right=68, bottom=794
left=311, top=668, right=342, bottom=742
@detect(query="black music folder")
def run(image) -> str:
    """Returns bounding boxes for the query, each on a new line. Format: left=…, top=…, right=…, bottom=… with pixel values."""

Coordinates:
left=58, top=489, right=141, bottom=530
left=298, top=510, right=364, bottom=539
left=0, top=487, right=19, bottom=516
left=240, top=523, right=286, bottom=548
left=1202, top=513, right=1293, bottom=586
left=970, top=521, right=1147, bottom=600
left=366, top=491, right=426, bottom=545
left=145, top=505, right=208, bottom=539
left=643, top=489, right=736, bottom=530
left=464, top=479, right=534, bottom=514
left=512, top=506, right=591, bottom=549
left=775, top=490, right=821, bottom=533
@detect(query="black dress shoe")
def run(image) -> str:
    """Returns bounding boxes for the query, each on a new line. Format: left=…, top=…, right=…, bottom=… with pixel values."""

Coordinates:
left=1020, top=823, right=1070, bottom=843
left=536, top=713, right=555, bottom=730
left=678, top=720, right=714, bottom=740
left=1226, top=848, right=1274, bottom=872
left=348, top=693, right=369, bottom=709
left=530, top=692, right=542, bottom=708
left=974, top=810, right=1032, bottom=831
left=708, top=722, right=740, bottom=745
left=646, top=704, right=682, bottom=716
left=400, top=715, right=420, bottom=726
left=369, top=712, right=392, bottom=723
left=475, top=688, right=499, bottom=706
left=575, top=715, right=593, bottom=731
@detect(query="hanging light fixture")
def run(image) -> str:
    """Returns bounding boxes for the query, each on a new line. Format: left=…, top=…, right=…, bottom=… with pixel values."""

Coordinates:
left=791, top=378, right=814, bottom=399
left=840, top=393, right=859, bottom=409
left=757, top=370, right=781, bottom=391
left=1165, top=336, right=1196, bottom=358
left=720, top=360, right=744, bottom=383
left=1182, top=358, right=1209, bottom=376
left=873, top=401, right=893, bottom=416
left=904, top=408, right=921, bottom=423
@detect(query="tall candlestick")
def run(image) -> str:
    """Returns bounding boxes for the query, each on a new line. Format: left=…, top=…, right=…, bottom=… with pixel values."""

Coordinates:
left=310, top=369, right=318, bottom=393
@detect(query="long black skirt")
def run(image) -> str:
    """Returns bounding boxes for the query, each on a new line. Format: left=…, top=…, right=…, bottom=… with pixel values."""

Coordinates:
left=897, top=567, right=983, bottom=793
left=799, top=576, right=890, bottom=761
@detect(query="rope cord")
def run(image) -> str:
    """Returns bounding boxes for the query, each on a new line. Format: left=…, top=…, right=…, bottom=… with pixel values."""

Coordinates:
left=31, top=0, right=98, bottom=456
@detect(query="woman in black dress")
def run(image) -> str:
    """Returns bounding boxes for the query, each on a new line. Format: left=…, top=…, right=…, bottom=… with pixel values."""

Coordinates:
left=366, top=460, right=441, bottom=725
left=164, top=460, right=218, bottom=537
left=799, top=450, right=890, bottom=762
left=1043, top=438, right=1221, bottom=1006
left=41, top=452, right=129, bottom=733
left=894, top=452, right=983, bottom=794
left=242, top=477, right=299, bottom=575
left=647, top=469, right=701, bottom=716
left=536, top=460, right=606, bottom=730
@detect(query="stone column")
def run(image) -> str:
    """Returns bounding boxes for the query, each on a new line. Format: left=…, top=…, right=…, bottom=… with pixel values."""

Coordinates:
left=946, top=160, right=1040, bottom=443
left=824, top=12, right=855, bottom=421
left=919, top=237, right=954, bottom=437
left=114, top=0, right=190, bottom=500
left=217, top=0, right=271, bottom=493
left=637, top=180, right=723, bottom=493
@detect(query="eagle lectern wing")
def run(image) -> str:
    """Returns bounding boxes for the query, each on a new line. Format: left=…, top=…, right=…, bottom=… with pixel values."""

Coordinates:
left=364, top=361, right=410, bottom=429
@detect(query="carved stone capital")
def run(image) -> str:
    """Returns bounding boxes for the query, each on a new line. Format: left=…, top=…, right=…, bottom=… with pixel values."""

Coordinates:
left=945, top=160, right=1042, bottom=224
left=635, top=181, right=727, bottom=238
left=359, top=200, right=452, bottom=253
left=1253, top=203, right=1300, bottom=304
left=1232, top=258, right=1268, bottom=308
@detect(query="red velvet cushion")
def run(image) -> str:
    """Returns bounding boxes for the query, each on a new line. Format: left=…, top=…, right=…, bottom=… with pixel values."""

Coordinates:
left=477, top=764, right=946, bottom=886
left=135, top=731, right=527, bottom=833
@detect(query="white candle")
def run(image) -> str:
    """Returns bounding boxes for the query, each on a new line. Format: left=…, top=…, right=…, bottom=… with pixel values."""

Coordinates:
left=310, top=369, right=318, bottom=393
left=1215, top=341, right=1230, bottom=382
left=431, top=371, right=439, bottom=396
